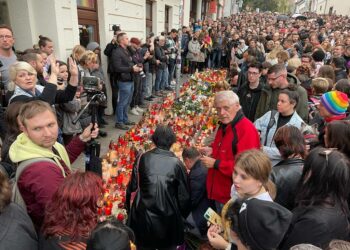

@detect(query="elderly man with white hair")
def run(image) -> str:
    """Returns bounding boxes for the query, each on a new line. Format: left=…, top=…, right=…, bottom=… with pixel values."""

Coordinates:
left=200, top=90, right=260, bottom=212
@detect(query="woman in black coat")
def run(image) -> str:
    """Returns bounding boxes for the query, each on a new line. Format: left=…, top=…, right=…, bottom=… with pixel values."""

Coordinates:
left=280, top=148, right=350, bottom=249
left=0, top=172, right=38, bottom=250
left=270, top=125, right=305, bottom=210
left=127, top=125, right=191, bottom=250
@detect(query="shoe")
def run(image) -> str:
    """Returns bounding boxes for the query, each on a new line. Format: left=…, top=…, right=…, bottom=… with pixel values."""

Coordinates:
left=135, top=106, right=144, bottom=113
left=165, top=86, right=173, bottom=91
left=125, top=120, right=136, bottom=126
left=144, top=96, right=153, bottom=101
left=115, top=123, right=129, bottom=130
left=130, top=108, right=140, bottom=115
left=139, top=104, right=148, bottom=109
left=155, top=92, right=163, bottom=97
left=150, top=95, right=156, bottom=99
left=170, top=80, right=176, bottom=86
left=99, top=130, right=108, bottom=137
left=100, top=119, right=108, bottom=125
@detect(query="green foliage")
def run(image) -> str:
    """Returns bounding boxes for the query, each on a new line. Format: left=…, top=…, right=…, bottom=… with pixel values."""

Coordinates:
left=243, top=0, right=292, bottom=13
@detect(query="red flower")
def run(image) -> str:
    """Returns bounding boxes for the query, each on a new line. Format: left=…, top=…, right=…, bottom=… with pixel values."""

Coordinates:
left=117, top=213, right=124, bottom=221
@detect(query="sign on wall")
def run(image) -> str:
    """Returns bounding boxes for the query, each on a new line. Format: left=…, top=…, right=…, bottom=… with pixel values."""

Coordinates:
left=209, top=1, right=217, bottom=14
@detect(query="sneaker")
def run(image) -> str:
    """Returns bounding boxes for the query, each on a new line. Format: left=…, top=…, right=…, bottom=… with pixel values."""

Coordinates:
left=130, top=108, right=140, bottom=115
left=115, top=123, right=129, bottom=130
left=139, top=103, right=148, bottom=109
left=144, top=96, right=153, bottom=101
left=165, top=86, right=173, bottom=91
left=125, top=120, right=136, bottom=126
left=170, top=80, right=176, bottom=86
left=135, top=106, right=144, bottom=113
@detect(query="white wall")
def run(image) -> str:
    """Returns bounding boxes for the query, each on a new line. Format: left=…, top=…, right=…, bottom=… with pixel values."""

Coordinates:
left=7, top=0, right=79, bottom=60
left=313, top=0, right=350, bottom=15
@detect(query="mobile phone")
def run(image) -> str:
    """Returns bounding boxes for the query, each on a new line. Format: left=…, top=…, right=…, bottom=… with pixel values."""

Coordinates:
left=204, top=207, right=222, bottom=225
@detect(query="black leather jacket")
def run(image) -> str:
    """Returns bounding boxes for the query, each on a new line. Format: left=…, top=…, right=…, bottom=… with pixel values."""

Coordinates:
left=270, top=158, right=304, bottom=210
left=127, top=148, right=191, bottom=248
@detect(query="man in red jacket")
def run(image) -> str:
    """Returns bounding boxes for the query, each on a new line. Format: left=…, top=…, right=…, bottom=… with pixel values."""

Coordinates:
left=200, top=91, right=260, bottom=212
left=9, top=100, right=99, bottom=230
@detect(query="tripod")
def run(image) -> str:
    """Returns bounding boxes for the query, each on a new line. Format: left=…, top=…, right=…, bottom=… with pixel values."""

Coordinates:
left=73, top=93, right=102, bottom=175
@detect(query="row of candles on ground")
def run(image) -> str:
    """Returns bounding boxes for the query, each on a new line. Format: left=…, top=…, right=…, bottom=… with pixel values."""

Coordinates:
left=98, top=70, right=227, bottom=221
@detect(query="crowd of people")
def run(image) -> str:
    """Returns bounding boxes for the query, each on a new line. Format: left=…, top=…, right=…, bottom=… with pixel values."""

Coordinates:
left=0, top=9, right=350, bottom=250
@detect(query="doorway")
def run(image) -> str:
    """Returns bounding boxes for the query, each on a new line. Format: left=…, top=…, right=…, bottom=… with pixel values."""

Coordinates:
left=77, top=0, right=99, bottom=47
left=146, top=0, right=153, bottom=36
left=165, top=5, right=170, bottom=34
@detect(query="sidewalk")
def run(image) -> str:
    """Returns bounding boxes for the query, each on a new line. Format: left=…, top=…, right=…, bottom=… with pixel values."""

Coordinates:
left=72, top=74, right=189, bottom=171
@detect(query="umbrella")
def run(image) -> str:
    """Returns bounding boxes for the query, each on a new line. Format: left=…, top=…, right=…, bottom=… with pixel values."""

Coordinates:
left=292, top=13, right=302, bottom=18
left=296, top=15, right=307, bottom=21
left=277, top=15, right=289, bottom=21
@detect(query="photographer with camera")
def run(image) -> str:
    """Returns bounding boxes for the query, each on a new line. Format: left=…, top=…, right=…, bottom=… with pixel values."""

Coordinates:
left=129, top=37, right=148, bottom=116
left=104, top=25, right=122, bottom=114
left=78, top=50, right=107, bottom=137
left=112, top=32, right=143, bottom=130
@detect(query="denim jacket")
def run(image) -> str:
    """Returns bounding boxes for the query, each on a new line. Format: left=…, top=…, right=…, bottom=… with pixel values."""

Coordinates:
left=254, top=111, right=304, bottom=165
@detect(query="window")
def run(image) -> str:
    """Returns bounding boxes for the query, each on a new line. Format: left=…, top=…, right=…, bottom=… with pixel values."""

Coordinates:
left=76, top=0, right=95, bottom=10
left=146, top=0, right=153, bottom=36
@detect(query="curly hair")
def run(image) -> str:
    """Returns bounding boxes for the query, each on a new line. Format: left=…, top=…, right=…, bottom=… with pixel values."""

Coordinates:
left=42, top=171, right=103, bottom=240
left=0, top=172, right=11, bottom=213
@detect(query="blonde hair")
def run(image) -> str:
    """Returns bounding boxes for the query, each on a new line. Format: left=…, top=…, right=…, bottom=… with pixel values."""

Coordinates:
left=311, top=77, right=329, bottom=95
left=288, top=58, right=302, bottom=69
left=214, top=80, right=230, bottom=92
left=235, top=149, right=276, bottom=199
left=8, top=61, right=37, bottom=91
left=266, top=45, right=284, bottom=60
left=79, top=50, right=97, bottom=66
left=277, top=50, right=290, bottom=63
left=72, top=45, right=86, bottom=61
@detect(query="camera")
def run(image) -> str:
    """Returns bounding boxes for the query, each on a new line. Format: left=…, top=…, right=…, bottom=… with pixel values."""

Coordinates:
left=137, top=63, right=146, bottom=78
left=82, top=76, right=100, bottom=92
left=81, top=76, right=106, bottom=103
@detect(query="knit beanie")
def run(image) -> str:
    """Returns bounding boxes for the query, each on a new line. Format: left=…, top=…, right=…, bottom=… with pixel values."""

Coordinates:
left=86, top=42, right=100, bottom=51
left=320, top=91, right=349, bottom=115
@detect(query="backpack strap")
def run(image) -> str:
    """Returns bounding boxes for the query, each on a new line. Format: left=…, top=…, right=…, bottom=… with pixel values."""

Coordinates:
left=12, top=158, right=57, bottom=212
left=264, top=110, right=278, bottom=146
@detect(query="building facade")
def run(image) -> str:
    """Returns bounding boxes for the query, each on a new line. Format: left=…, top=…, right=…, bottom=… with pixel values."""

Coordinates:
left=0, top=0, right=190, bottom=114
left=295, top=0, right=350, bottom=15
left=311, top=0, right=350, bottom=15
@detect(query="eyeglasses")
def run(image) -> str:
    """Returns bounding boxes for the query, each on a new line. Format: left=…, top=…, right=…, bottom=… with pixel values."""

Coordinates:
left=0, top=35, right=13, bottom=40
left=267, top=74, right=282, bottom=81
